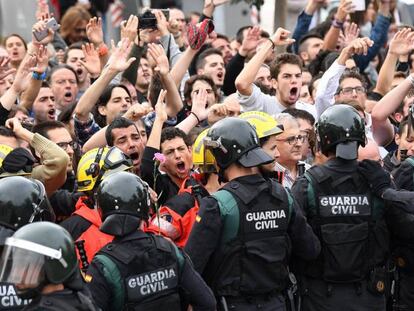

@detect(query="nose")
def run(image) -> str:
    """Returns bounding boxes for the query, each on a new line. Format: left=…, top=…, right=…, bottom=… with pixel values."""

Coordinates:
left=274, top=146, right=280, bottom=159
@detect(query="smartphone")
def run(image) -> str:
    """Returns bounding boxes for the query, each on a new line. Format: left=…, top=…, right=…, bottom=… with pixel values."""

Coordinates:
left=352, top=0, right=366, bottom=11
left=138, top=9, right=170, bottom=30
left=33, top=18, right=60, bottom=42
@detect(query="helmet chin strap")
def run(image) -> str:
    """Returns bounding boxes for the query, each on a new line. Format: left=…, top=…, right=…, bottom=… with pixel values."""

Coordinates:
left=16, top=279, right=47, bottom=300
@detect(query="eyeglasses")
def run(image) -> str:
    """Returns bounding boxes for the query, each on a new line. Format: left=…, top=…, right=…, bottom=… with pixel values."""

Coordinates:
left=56, top=141, right=78, bottom=151
left=276, top=134, right=307, bottom=145
left=339, top=86, right=366, bottom=96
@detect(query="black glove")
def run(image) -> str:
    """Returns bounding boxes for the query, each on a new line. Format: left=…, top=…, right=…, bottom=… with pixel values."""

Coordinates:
left=358, top=159, right=392, bottom=196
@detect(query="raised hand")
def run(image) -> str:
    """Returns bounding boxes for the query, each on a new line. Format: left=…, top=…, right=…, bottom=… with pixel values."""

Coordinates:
left=0, top=57, right=16, bottom=80
left=32, top=19, right=56, bottom=46
left=120, top=15, right=139, bottom=43
left=106, top=38, right=136, bottom=73
left=86, top=17, right=104, bottom=47
left=343, top=37, right=374, bottom=57
left=79, top=43, right=101, bottom=77
left=155, top=89, right=168, bottom=123
left=271, top=27, right=295, bottom=47
left=147, top=43, right=169, bottom=76
left=35, top=0, right=50, bottom=21
left=154, top=10, right=170, bottom=37
left=389, top=28, right=414, bottom=57
left=343, top=22, right=360, bottom=47
left=191, top=88, right=209, bottom=122
left=12, top=54, right=37, bottom=93
left=123, top=103, right=152, bottom=121
left=32, top=44, right=48, bottom=73
left=240, top=26, right=261, bottom=56
left=336, top=0, right=355, bottom=22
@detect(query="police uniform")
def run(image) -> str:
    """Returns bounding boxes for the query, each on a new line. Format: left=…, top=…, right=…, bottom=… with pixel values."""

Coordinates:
left=292, top=159, right=389, bottom=311
left=87, top=230, right=216, bottom=311
left=186, top=175, right=320, bottom=311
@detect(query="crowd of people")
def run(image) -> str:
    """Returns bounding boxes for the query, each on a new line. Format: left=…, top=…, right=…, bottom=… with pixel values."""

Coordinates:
left=1, top=0, right=414, bottom=310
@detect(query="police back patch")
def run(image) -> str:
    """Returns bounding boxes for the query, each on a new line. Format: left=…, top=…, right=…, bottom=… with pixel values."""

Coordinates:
left=244, top=209, right=289, bottom=232
left=125, top=265, right=178, bottom=302
left=319, top=195, right=371, bottom=217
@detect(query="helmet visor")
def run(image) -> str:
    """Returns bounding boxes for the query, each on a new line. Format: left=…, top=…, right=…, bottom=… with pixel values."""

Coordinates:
left=103, top=147, right=133, bottom=171
left=0, top=244, right=45, bottom=288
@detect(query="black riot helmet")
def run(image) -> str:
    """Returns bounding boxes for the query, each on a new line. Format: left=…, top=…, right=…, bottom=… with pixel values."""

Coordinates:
left=316, top=104, right=366, bottom=160
left=0, top=176, right=55, bottom=230
left=0, top=222, right=78, bottom=299
left=97, top=171, right=151, bottom=236
left=204, top=117, right=273, bottom=170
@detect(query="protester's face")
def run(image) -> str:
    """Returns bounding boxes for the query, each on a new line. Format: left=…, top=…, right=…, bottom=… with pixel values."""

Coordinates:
left=297, top=118, right=313, bottom=160
left=336, top=78, right=366, bottom=108
left=66, top=49, right=87, bottom=84
left=261, top=135, right=280, bottom=172
left=299, top=85, right=313, bottom=104
left=161, top=137, right=193, bottom=181
left=47, top=127, right=74, bottom=173
left=211, top=38, right=233, bottom=64
left=273, top=64, right=302, bottom=106
left=33, top=87, right=56, bottom=123
left=5, top=36, right=26, bottom=64
left=191, top=80, right=216, bottom=108
left=396, top=126, right=414, bottom=160
left=169, top=9, right=186, bottom=32
left=50, top=68, right=78, bottom=111
left=255, top=66, right=272, bottom=91
left=124, top=82, right=138, bottom=105
left=99, top=87, right=131, bottom=125
left=136, top=122, right=147, bottom=146
left=197, top=54, right=225, bottom=87
left=68, top=20, right=88, bottom=44
left=111, top=125, right=144, bottom=173
left=136, top=58, right=152, bottom=91
left=302, top=37, right=323, bottom=63
left=275, top=123, right=303, bottom=166
left=0, top=75, right=13, bottom=97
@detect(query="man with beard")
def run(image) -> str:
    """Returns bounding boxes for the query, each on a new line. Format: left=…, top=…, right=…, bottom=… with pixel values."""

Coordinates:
left=236, top=28, right=315, bottom=117
left=48, top=65, right=79, bottom=114
left=31, top=82, right=57, bottom=124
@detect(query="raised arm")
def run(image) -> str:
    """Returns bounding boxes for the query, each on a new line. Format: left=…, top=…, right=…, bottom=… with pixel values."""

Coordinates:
left=74, top=38, right=136, bottom=122
left=146, top=90, right=168, bottom=150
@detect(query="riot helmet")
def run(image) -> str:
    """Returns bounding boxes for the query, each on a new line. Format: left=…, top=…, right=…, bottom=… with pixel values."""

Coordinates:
left=316, top=104, right=366, bottom=160
left=0, top=222, right=78, bottom=298
left=204, top=117, right=273, bottom=169
left=0, top=176, right=55, bottom=229
left=97, top=171, right=151, bottom=236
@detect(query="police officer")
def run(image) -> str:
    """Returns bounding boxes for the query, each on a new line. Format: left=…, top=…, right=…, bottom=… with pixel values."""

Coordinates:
left=185, top=117, right=320, bottom=311
left=0, top=222, right=98, bottom=310
left=85, top=171, right=216, bottom=311
left=0, top=176, right=55, bottom=310
left=291, top=104, right=390, bottom=311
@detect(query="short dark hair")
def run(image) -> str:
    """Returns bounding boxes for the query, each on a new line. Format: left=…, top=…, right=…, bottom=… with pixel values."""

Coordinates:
left=236, top=26, right=251, bottom=44
left=0, top=126, right=16, bottom=138
left=183, top=75, right=218, bottom=105
left=298, top=32, right=323, bottom=54
left=58, top=102, right=76, bottom=124
left=160, top=127, right=191, bottom=150
left=195, top=48, right=223, bottom=71
left=63, top=42, right=85, bottom=63
left=283, top=108, right=315, bottom=126
left=105, top=117, right=138, bottom=146
left=48, top=64, right=79, bottom=85
left=92, top=84, right=131, bottom=128
left=338, top=71, right=368, bottom=91
left=148, top=74, right=163, bottom=108
left=270, top=53, right=303, bottom=79
left=32, top=121, right=68, bottom=139
left=398, top=116, right=409, bottom=135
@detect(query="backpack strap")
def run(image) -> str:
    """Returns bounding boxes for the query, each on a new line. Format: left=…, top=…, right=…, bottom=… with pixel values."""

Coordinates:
left=212, top=189, right=239, bottom=245
left=94, top=254, right=124, bottom=311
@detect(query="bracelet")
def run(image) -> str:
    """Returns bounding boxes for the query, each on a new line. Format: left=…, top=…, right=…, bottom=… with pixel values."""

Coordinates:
left=32, top=71, right=47, bottom=81
left=98, top=43, right=109, bottom=57
left=408, top=75, right=414, bottom=88
left=190, top=111, right=201, bottom=123
left=332, top=19, right=344, bottom=29
left=268, top=38, right=276, bottom=51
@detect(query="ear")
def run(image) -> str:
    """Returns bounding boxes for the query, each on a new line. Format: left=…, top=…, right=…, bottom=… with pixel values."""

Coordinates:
left=395, top=133, right=401, bottom=146
left=197, top=68, right=204, bottom=75
left=98, top=105, right=107, bottom=116
left=300, top=52, right=309, bottom=62
left=394, top=112, right=403, bottom=123
left=271, top=78, right=278, bottom=91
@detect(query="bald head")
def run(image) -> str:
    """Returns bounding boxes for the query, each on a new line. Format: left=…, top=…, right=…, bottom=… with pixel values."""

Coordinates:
left=358, top=138, right=381, bottom=162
